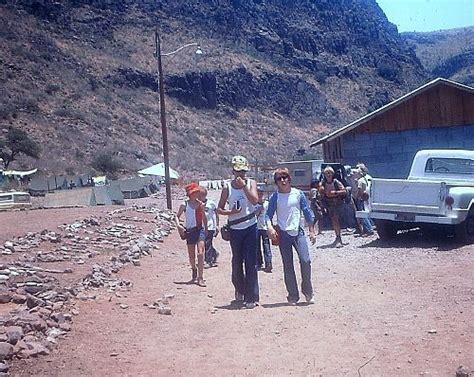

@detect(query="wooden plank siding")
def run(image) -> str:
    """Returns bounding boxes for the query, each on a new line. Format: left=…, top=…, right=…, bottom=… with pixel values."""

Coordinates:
left=355, top=84, right=474, bottom=134
left=320, top=81, right=474, bottom=163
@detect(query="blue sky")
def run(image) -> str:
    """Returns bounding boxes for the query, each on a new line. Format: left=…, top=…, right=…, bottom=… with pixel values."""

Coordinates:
left=376, top=0, right=474, bottom=32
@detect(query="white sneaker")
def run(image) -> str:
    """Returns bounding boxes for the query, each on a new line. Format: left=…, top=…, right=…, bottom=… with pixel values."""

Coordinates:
left=245, top=302, right=257, bottom=309
left=305, top=295, right=315, bottom=304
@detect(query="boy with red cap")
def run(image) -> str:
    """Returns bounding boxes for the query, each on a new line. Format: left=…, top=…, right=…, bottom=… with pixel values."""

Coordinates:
left=176, top=182, right=207, bottom=287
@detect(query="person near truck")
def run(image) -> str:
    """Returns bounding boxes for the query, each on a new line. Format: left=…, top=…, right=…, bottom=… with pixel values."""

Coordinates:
left=266, top=167, right=316, bottom=305
left=355, top=163, right=374, bottom=236
left=319, top=166, right=346, bottom=247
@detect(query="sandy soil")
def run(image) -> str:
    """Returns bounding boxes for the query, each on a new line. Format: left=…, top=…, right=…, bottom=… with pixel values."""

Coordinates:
left=2, top=191, right=473, bottom=376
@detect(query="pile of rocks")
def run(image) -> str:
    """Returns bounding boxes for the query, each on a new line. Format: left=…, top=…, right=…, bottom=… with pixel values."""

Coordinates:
left=0, top=206, right=177, bottom=372
left=0, top=263, right=75, bottom=373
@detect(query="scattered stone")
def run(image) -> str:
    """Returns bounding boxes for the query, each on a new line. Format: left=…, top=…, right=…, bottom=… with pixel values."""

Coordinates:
left=11, top=294, right=27, bottom=304
left=428, top=329, right=437, bottom=334
left=0, top=292, right=11, bottom=304
left=119, top=303, right=129, bottom=309
left=0, top=343, right=13, bottom=361
left=157, top=307, right=172, bottom=315
left=456, top=365, right=471, bottom=377
left=0, top=362, right=9, bottom=373
left=6, top=327, right=23, bottom=346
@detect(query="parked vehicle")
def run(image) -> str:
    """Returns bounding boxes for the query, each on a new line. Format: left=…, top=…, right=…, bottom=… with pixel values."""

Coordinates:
left=277, top=159, right=323, bottom=193
left=357, top=149, right=474, bottom=243
left=0, top=191, right=32, bottom=210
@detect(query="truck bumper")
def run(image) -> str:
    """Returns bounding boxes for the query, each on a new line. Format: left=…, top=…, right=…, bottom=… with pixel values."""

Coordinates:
left=363, top=211, right=461, bottom=225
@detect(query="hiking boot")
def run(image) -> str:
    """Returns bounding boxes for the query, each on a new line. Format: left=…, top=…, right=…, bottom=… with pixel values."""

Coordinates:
left=264, top=262, right=272, bottom=273
left=190, top=268, right=197, bottom=283
left=305, top=294, right=315, bottom=304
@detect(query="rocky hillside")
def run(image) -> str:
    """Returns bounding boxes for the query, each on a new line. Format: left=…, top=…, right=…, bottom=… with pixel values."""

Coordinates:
left=0, top=0, right=428, bottom=179
left=402, top=27, right=474, bottom=87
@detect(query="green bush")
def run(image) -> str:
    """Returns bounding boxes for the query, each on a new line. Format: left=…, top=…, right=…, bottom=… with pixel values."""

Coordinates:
left=92, top=153, right=122, bottom=176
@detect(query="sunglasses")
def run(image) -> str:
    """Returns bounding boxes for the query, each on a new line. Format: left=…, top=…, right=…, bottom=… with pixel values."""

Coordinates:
left=276, top=175, right=290, bottom=182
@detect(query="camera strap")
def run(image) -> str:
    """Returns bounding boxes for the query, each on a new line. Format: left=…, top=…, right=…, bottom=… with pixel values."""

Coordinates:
left=228, top=211, right=257, bottom=226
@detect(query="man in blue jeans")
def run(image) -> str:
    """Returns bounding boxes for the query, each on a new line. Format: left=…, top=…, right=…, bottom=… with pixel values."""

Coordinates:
left=266, top=168, right=317, bottom=305
left=355, top=163, right=374, bottom=237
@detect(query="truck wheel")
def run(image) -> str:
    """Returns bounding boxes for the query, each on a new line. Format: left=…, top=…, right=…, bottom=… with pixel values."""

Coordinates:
left=375, top=220, right=398, bottom=240
left=455, top=212, right=474, bottom=244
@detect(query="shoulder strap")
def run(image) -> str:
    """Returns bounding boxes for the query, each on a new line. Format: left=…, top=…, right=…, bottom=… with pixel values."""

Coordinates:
left=228, top=211, right=257, bottom=226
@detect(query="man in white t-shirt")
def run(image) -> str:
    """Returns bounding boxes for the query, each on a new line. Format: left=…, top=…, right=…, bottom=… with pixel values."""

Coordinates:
left=355, top=163, right=374, bottom=236
left=266, top=168, right=316, bottom=305
left=200, top=188, right=220, bottom=267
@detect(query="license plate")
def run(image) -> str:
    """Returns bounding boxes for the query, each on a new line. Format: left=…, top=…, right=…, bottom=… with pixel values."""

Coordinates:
left=395, top=213, right=415, bottom=222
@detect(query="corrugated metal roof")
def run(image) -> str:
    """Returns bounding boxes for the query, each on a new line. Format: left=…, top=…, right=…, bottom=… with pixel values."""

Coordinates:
left=309, top=78, right=474, bottom=147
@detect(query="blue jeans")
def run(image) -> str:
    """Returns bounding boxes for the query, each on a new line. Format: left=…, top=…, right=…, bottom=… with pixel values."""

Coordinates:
left=278, top=228, right=313, bottom=302
left=356, top=199, right=373, bottom=234
left=256, top=229, right=272, bottom=267
left=229, top=224, right=259, bottom=303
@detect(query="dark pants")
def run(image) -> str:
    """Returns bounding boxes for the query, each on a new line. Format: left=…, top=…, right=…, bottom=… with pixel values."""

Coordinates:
left=229, top=224, right=259, bottom=303
left=204, top=230, right=218, bottom=264
left=256, top=229, right=272, bottom=268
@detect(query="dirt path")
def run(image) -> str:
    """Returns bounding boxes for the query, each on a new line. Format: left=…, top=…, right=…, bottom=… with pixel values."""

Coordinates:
left=4, top=194, right=474, bottom=376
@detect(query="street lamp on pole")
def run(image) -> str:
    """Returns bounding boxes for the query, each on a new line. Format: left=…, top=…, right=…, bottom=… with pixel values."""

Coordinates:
left=154, top=29, right=202, bottom=210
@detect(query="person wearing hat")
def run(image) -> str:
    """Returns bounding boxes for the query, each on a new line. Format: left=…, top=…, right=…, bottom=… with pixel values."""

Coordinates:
left=176, top=182, right=207, bottom=287
left=266, top=168, right=316, bottom=305
left=355, top=163, right=374, bottom=236
left=217, top=155, right=260, bottom=309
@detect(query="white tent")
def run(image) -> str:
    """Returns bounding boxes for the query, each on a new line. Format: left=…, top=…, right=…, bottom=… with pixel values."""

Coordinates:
left=138, top=163, right=179, bottom=179
left=1, top=168, right=38, bottom=177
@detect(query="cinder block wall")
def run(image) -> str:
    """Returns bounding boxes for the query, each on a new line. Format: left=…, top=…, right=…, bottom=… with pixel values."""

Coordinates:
left=342, top=124, right=474, bottom=178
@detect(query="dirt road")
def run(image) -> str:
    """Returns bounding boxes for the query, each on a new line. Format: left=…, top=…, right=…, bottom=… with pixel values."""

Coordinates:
left=3, top=193, right=473, bottom=376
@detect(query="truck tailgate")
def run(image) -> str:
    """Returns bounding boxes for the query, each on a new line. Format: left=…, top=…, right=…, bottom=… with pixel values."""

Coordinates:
left=371, top=179, right=442, bottom=214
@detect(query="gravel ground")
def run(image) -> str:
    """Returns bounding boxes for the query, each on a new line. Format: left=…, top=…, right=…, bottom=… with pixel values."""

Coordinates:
left=1, top=190, right=473, bottom=376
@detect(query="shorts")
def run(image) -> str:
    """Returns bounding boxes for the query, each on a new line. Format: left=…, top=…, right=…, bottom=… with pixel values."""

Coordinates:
left=186, top=226, right=205, bottom=245
left=326, top=203, right=343, bottom=218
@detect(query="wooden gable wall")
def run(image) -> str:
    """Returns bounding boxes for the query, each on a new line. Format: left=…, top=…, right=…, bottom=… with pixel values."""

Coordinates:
left=356, top=84, right=474, bottom=134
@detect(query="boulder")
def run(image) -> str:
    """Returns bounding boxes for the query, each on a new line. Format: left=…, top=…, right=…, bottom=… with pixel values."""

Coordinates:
left=0, top=343, right=13, bottom=361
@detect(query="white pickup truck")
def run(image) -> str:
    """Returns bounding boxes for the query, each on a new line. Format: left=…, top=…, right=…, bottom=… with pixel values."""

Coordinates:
left=357, top=149, right=474, bottom=243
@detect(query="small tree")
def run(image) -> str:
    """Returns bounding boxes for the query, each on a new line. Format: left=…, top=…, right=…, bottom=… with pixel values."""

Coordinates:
left=0, top=127, right=41, bottom=169
left=92, top=153, right=122, bottom=177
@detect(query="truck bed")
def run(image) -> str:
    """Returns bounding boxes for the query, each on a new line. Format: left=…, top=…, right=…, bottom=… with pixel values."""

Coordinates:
left=371, top=179, right=443, bottom=215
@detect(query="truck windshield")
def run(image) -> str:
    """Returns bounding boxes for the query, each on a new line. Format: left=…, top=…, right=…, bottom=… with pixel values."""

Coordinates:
left=425, top=158, right=474, bottom=175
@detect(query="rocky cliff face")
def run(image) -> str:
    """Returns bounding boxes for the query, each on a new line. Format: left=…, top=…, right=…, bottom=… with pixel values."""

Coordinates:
left=1, top=0, right=428, bottom=178
left=402, top=27, right=474, bottom=87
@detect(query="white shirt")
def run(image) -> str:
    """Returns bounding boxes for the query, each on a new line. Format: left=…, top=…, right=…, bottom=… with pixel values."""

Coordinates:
left=275, top=188, right=304, bottom=236
left=256, top=200, right=268, bottom=230
left=204, top=199, right=217, bottom=231
left=184, top=200, right=200, bottom=229
left=227, top=180, right=257, bottom=230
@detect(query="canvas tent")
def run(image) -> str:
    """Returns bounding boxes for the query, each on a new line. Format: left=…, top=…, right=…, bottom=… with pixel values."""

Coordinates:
left=43, top=186, right=124, bottom=207
left=138, top=163, right=179, bottom=179
left=111, top=177, right=158, bottom=199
